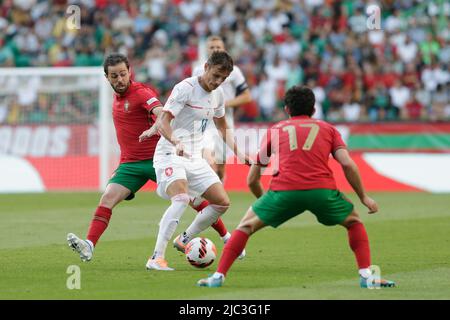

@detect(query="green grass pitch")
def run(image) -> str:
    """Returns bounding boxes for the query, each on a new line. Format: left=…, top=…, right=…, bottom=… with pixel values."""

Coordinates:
left=0, top=191, right=449, bottom=300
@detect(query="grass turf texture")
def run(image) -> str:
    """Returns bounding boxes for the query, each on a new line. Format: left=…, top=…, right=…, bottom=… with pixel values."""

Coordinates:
left=0, top=192, right=449, bottom=299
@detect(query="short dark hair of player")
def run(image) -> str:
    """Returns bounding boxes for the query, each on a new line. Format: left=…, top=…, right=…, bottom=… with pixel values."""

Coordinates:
left=284, top=85, right=316, bottom=117
left=206, top=51, right=233, bottom=73
left=103, top=53, right=130, bottom=75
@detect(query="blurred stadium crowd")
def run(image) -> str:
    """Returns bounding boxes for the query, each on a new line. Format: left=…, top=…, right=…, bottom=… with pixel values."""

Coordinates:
left=0, top=0, right=449, bottom=124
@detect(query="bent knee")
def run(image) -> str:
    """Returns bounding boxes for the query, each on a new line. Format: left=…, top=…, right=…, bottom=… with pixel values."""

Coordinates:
left=211, top=203, right=229, bottom=213
left=237, top=218, right=264, bottom=235
left=237, top=221, right=258, bottom=235
left=100, top=192, right=123, bottom=208
left=171, top=193, right=190, bottom=204
left=341, top=214, right=362, bottom=228
left=213, top=196, right=230, bottom=208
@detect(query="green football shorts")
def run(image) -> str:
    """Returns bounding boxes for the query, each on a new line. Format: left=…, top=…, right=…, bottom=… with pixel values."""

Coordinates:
left=108, top=159, right=157, bottom=200
left=252, top=189, right=354, bottom=227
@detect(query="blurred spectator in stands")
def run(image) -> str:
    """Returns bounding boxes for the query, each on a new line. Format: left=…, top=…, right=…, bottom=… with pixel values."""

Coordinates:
left=264, top=54, right=289, bottom=82
left=307, top=78, right=324, bottom=120
left=0, top=0, right=448, bottom=123
left=348, top=7, right=366, bottom=34
left=253, top=72, right=277, bottom=121
left=415, top=82, right=432, bottom=114
left=342, top=96, right=362, bottom=122
left=285, top=58, right=303, bottom=91
left=404, top=95, right=425, bottom=121
left=389, top=79, right=411, bottom=119
left=431, top=84, right=449, bottom=121
left=28, top=93, right=49, bottom=123
left=421, top=63, right=450, bottom=92
left=420, top=33, right=440, bottom=66
left=0, top=97, right=8, bottom=123
left=397, top=35, right=418, bottom=65
left=402, top=63, right=420, bottom=89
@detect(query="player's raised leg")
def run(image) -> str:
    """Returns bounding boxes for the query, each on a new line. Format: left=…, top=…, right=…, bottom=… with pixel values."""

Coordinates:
left=340, top=211, right=395, bottom=288
left=146, top=179, right=189, bottom=271
left=191, top=197, right=229, bottom=241
left=190, top=196, right=240, bottom=256
left=67, top=183, right=131, bottom=262
left=197, top=207, right=266, bottom=287
left=174, top=182, right=229, bottom=252
left=191, top=148, right=231, bottom=243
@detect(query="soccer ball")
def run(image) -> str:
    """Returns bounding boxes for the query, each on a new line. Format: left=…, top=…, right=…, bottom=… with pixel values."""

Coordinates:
left=185, top=237, right=217, bottom=268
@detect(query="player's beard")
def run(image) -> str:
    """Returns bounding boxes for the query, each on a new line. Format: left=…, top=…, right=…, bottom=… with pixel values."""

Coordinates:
left=114, top=82, right=129, bottom=94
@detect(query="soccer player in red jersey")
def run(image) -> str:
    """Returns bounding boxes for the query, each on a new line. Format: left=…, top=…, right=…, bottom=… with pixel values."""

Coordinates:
left=66, top=53, right=228, bottom=268
left=198, top=85, right=395, bottom=288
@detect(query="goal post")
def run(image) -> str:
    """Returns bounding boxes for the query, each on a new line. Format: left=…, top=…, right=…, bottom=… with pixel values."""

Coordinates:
left=98, top=70, right=114, bottom=191
left=0, top=67, right=115, bottom=193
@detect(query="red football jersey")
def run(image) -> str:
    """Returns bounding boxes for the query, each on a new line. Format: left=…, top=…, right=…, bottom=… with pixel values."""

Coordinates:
left=256, top=115, right=346, bottom=191
left=112, top=81, right=162, bottom=163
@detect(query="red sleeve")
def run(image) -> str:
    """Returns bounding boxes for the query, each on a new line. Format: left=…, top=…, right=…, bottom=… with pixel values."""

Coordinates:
left=256, top=127, right=273, bottom=167
left=331, top=126, right=347, bottom=154
left=139, top=87, right=162, bottom=113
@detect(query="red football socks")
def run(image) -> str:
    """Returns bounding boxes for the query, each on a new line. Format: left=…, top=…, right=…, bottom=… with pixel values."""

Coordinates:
left=347, top=222, right=371, bottom=269
left=86, top=206, right=112, bottom=246
left=217, top=230, right=249, bottom=276
left=193, top=200, right=209, bottom=212
left=194, top=200, right=228, bottom=237
left=211, top=219, right=228, bottom=237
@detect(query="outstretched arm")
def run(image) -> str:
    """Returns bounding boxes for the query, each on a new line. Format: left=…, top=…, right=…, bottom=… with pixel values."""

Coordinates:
left=214, top=116, right=250, bottom=165
left=334, top=148, right=378, bottom=214
left=139, top=106, right=163, bottom=142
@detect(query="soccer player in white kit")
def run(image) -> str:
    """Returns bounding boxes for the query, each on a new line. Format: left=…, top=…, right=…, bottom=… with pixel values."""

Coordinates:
left=192, top=36, right=253, bottom=181
left=142, top=51, right=249, bottom=270
left=188, top=36, right=252, bottom=258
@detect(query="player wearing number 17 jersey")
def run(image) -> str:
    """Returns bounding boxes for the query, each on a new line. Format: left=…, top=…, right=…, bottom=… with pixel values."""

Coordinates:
left=198, top=85, right=395, bottom=288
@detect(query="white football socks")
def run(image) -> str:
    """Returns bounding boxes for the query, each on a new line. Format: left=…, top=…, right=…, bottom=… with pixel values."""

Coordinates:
left=181, top=204, right=228, bottom=244
left=213, top=272, right=224, bottom=279
left=152, top=193, right=190, bottom=259
left=359, top=268, right=372, bottom=279
left=221, top=232, right=231, bottom=243
left=191, top=196, right=205, bottom=208
left=85, top=239, right=94, bottom=251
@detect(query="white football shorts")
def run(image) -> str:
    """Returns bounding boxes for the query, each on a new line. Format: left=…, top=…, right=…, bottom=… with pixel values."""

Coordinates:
left=155, top=156, right=221, bottom=200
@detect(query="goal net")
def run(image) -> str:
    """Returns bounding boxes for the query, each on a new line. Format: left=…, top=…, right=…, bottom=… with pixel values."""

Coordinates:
left=0, top=67, right=116, bottom=193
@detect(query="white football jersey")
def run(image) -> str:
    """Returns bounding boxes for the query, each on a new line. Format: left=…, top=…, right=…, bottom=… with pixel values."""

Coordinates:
left=153, top=76, right=225, bottom=167
left=193, top=63, right=248, bottom=128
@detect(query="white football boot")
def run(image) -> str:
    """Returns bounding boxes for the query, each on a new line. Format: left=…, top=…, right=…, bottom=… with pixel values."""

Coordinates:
left=67, top=233, right=94, bottom=262
left=145, top=257, right=174, bottom=271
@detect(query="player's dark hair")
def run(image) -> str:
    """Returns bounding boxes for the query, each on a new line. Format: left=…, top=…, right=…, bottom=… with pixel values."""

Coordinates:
left=103, top=53, right=129, bottom=75
left=284, top=85, right=316, bottom=117
left=206, top=51, right=233, bottom=73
